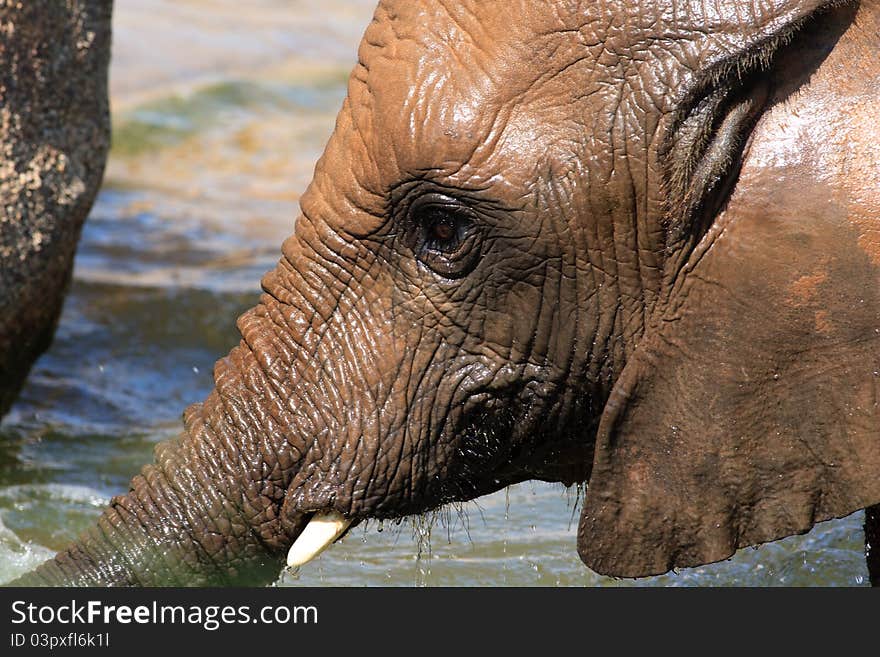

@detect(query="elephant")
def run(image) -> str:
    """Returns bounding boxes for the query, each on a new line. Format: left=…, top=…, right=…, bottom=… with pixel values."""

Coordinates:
left=0, top=1, right=112, bottom=418
left=10, top=0, right=880, bottom=586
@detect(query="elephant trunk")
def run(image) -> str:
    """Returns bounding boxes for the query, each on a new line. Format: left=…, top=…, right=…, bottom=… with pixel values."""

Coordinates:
left=9, top=207, right=443, bottom=586
left=10, top=281, right=321, bottom=586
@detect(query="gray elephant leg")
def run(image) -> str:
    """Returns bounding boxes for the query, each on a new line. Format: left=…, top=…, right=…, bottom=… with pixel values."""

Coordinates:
left=865, top=505, right=880, bottom=587
left=0, top=1, right=112, bottom=417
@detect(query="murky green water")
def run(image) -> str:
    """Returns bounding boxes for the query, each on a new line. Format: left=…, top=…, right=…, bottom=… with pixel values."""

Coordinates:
left=0, top=0, right=870, bottom=586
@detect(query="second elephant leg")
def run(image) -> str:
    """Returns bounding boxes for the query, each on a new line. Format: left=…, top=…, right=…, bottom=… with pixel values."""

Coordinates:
left=864, top=504, right=880, bottom=586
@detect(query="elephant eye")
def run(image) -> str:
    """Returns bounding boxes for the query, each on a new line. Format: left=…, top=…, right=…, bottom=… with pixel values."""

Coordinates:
left=404, top=193, right=482, bottom=279
left=422, top=208, right=465, bottom=253
left=428, top=215, right=456, bottom=244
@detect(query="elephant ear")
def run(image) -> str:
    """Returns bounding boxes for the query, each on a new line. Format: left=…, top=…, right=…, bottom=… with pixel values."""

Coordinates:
left=577, top=176, right=880, bottom=577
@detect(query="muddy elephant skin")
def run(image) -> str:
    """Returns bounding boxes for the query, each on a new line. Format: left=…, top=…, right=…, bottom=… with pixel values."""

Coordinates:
left=0, top=1, right=112, bottom=417
left=12, top=0, right=880, bottom=585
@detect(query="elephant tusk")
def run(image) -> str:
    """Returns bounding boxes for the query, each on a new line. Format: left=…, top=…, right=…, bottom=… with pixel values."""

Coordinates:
left=287, top=511, right=352, bottom=568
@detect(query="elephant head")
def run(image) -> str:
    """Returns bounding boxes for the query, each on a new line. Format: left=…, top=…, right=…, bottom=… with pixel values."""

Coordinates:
left=13, top=0, right=880, bottom=586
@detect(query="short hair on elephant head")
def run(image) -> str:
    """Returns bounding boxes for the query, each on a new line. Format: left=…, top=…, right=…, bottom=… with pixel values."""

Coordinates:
left=9, top=0, right=880, bottom=586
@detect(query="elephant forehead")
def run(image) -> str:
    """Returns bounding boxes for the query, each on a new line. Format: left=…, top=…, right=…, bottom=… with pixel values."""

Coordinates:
left=368, top=0, right=835, bottom=47
left=354, top=0, right=840, bottom=186
left=354, top=1, right=595, bottom=185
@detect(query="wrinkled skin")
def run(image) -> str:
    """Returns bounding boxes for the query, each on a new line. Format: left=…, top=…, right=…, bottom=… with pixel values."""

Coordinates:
left=13, top=0, right=880, bottom=586
left=0, top=1, right=112, bottom=417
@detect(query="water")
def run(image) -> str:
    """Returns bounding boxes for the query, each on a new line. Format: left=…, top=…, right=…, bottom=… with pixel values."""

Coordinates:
left=0, top=0, right=870, bottom=587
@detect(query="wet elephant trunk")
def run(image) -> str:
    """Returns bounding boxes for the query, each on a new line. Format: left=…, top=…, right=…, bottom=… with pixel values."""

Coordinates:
left=13, top=364, right=306, bottom=585
left=12, top=411, right=302, bottom=585
left=11, top=264, right=328, bottom=586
